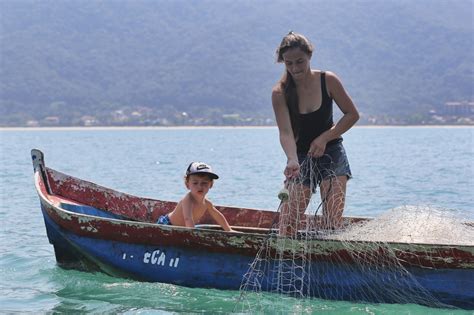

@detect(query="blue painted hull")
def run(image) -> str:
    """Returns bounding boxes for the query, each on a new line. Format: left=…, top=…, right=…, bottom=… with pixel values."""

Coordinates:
left=31, top=149, right=474, bottom=310
left=42, top=207, right=254, bottom=286
left=41, top=206, right=474, bottom=309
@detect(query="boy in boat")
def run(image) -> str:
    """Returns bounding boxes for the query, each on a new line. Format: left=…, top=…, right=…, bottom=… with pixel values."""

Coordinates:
left=157, top=162, right=236, bottom=232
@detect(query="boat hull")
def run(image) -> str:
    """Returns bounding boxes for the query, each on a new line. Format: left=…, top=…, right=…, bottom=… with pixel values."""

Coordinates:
left=40, top=203, right=474, bottom=309
left=32, top=149, right=474, bottom=309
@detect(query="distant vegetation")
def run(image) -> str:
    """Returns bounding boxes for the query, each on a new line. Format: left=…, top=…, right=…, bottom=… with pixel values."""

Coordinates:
left=0, top=0, right=472, bottom=126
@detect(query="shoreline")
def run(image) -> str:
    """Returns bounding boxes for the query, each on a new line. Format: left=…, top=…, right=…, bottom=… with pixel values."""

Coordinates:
left=0, top=125, right=472, bottom=131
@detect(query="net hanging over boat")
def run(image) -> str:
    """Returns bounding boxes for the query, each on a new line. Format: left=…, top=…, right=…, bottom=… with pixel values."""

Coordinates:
left=236, top=157, right=472, bottom=312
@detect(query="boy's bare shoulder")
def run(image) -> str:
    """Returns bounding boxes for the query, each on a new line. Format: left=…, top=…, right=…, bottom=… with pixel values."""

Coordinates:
left=180, top=193, right=194, bottom=205
left=204, top=199, right=215, bottom=209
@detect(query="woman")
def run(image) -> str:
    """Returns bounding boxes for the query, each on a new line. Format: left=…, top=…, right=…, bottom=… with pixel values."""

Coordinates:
left=272, top=32, right=359, bottom=235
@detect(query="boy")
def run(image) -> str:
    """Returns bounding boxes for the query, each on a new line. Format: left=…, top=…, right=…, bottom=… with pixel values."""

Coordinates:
left=157, top=162, right=235, bottom=232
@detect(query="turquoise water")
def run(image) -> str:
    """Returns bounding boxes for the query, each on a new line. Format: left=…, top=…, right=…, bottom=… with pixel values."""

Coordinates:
left=0, top=126, right=472, bottom=314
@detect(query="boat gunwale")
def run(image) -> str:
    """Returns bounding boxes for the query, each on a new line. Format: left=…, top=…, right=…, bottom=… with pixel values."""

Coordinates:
left=35, top=170, right=474, bottom=251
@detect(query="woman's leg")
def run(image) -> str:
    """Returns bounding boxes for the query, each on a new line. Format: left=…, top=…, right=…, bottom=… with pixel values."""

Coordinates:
left=320, top=175, right=347, bottom=229
left=279, top=183, right=312, bottom=236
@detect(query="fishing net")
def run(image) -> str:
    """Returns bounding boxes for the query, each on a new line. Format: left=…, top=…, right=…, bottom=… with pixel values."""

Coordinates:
left=236, top=157, right=472, bottom=312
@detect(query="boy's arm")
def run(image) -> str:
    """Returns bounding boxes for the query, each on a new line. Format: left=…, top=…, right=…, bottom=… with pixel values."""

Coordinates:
left=206, top=201, right=234, bottom=232
left=181, top=194, right=195, bottom=228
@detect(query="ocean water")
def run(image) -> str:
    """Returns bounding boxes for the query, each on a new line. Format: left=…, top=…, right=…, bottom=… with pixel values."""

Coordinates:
left=0, top=126, right=472, bottom=314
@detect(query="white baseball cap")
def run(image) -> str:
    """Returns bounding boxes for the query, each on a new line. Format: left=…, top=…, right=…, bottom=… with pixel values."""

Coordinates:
left=186, top=162, right=219, bottom=179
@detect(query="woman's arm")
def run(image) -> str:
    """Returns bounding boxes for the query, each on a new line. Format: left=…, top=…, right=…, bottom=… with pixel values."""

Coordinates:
left=322, top=71, right=359, bottom=140
left=309, top=72, right=359, bottom=157
left=272, top=86, right=300, bottom=179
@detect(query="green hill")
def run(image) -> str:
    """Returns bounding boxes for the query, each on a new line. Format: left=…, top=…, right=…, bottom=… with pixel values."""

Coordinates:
left=0, top=0, right=472, bottom=126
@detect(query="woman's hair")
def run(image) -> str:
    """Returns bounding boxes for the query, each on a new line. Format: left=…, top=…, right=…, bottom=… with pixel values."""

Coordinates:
left=276, top=31, right=314, bottom=63
left=275, top=32, right=314, bottom=139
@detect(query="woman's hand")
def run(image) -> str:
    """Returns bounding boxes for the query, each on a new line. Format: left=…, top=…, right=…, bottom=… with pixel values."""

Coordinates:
left=308, top=137, right=327, bottom=158
left=284, top=159, right=300, bottom=179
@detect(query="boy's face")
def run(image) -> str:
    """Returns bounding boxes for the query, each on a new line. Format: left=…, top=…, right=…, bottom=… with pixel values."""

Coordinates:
left=185, top=174, right=214, bottom=197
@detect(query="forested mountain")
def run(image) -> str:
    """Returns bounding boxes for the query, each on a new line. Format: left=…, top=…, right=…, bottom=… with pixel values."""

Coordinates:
left=1, top=0, right=472, bottom=126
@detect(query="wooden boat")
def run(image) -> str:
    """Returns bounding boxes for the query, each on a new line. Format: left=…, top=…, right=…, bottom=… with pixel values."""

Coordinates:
left=31, top=149, right=474, bottom=309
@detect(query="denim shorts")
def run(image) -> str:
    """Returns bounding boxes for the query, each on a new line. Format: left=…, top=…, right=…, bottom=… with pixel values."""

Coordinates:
left=297, top=141, right=352, bottom=193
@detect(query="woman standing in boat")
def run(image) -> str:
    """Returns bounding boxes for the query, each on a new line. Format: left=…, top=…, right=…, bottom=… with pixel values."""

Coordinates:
left=272, top=32, right=359, bottom=235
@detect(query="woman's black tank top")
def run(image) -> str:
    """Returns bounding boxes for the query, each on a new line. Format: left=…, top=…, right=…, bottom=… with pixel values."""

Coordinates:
left=296, top=72, right=341, bottom=154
